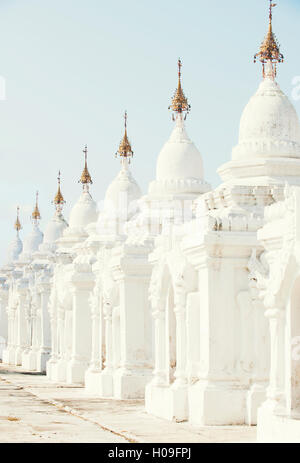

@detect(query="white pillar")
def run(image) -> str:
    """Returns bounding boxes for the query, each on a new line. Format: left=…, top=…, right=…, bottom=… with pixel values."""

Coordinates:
left=152, top=308, right=167, bottom=386
left=84, top=286, right=103, bottom=393
left=15, top=293, right=28, bottom=365
left=173, top=304, right=187, bottom=386
left=66, top=285, right=93, bottom=384
left=36, top=285, right=51, bottom=372
left=103, top=303, right=113, bottom=372
left=98, top=301, right=114, bottom=396
left=90, top=307, right=101, bottom=371
left=47, top=312, right=58, bottom=378
left=112, top=306, right=120, bottom=370
left=265, top=308, right=285, bottom=406
left=0, top=289, right=8, bottom=359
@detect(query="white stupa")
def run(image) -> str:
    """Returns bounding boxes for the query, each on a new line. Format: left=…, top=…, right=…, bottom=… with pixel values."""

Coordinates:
left=5, top=207, right=23, bottom=265
left=126, top=60, right=211, bottom=246
left=149, top=60, right=210, bottom=197
left=39, top=172, right=68, bottom=254
left=101, top=112, right=141, bottom=228
left=58, top=146, right=98, bottom=248
left=104, top=160, right=141, bottom=218
left=218, top=14, right=300, bottom=185
left=19, top=193, right=43, bottom=262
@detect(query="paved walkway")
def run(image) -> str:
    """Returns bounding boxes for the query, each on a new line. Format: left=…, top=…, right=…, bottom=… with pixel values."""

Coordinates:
left=0, top=364, right=257, bottom=443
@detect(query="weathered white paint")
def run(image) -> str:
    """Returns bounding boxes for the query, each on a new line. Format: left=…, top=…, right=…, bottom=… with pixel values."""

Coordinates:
left=0, top=53, right=300, bottom=442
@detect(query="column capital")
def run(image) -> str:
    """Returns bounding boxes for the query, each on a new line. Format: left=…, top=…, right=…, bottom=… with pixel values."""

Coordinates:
left=265, top=308, right=285, bottom=319
left=152, top=309, right=165, bottom=320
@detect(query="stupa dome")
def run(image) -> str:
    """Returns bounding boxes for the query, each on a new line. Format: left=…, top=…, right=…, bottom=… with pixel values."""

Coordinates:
left=20, top=224, right=43, bottom=260
left=68, top=190, right=98, bottom=229
left=104, top=163, right=141, bottom=217
left=149, top=116, right=210, bottom=196
left=38, top=211, right=68, bottom=254
left=232, top=77, right=300, bottom=161
left=6, top=235, right=23, bottom=264
left=156, top=116, right=204, bottom=182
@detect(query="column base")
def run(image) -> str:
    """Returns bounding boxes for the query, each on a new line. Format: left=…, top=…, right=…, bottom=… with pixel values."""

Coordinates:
left=36, top=349, right=50, bottom=373
left=21, top=349, right=37, bottom=371
left=187, top=380, right=246, bottom=425
left=0, top=338, right=6, bottom=361
left=246, top=383, right=267, bottom=425
left=2, top=347, right=15, bottom=365
left=113, top=368, right=153, bottom=400
left=50, top=358, right=67, bottom=382
left=66, top=360, right=89, bottom=384
left=145, top=381, right=188, bottom=421
left=257, top=403, right=300, bottom=443
left=98, top=370, right=114, bottom=397
left=15, top=347, right=26, bottom=366
left=46, top=357, right=57, bottom=379
left=85, top=368, right=102, bottom=394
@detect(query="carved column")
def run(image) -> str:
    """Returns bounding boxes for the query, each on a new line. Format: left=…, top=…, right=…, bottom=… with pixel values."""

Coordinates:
left=6, top=311, right=12, bottom=349
left=10, top=305, right=18, bottom=361
left=66, top=274, right=94, bottom=384
left=103, top=302, right=113, bottom=373
left=24, top=302, right=32, bottom=355
left=8, top=305, right=16, bottom=353
left=90, top=300, right=101, bottom=371
left=173, top=292, right=187, bottom=387
left=31, top=303, right=38, bottom=352
left=40, top=287, right=51, bottom=353
left=85, top=273, right=103, bottom=394
left=49, top=312, right=58, bottom=361
left=265, top=307, right=285, bottom=405
left=58, top=308, right=65, bottom=360
left=152, top=307, right=167, bottom=385
left=47, top=291, right=59, bottom=373
left=15, top=292, right=28, bottom=365
left=36, top=282, right=51, bottom=372
left=0, top=288, right=8, bottom=358
left=112, top=306, right=120, bottom=370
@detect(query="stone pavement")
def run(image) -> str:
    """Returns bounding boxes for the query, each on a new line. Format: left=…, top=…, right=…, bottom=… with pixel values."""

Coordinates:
left=0, top=364, right=257, bottom=443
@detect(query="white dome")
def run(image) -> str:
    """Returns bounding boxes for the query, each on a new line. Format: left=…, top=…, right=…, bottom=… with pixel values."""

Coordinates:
left=156, top=116, right=204, bottom=181
left=6, top=234, right=23, bottom=264
left=39, top=211, right=68, bottom=253
left=104, top=162, right=141, bottom=215
left=20, top=224, right=43, bottom=260
left=232, top=77, right=300, bottom=160
left=96, top=161, right=141, bottom=238
left=43, top=212, right=68, bottom=244
left=69, top=190, right=98, bottom=229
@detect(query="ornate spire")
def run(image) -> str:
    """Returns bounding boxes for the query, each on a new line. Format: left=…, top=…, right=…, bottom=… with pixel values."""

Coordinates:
left=79, top=145, right=93, bottom=190
left=32, top=191, right=41, bottom=222
left=168, top=59, right=191, bottom=119
left=14, top=206, right=22, bottom=234
left=254, top=1, right=284, bottom=78
left=116, top=111, right=134, bottom=162
left=53, top=170, right=65, bottom=212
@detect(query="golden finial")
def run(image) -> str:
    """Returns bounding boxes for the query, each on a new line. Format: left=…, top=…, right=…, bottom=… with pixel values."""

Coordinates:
left=14, top=206, right=22, bottom=232
left=116, top=111, right=134, bottom=159
left=53, top=170, right=65, bottom=207
left=79, top=145, right=93, bottom=186
left=32, top=191, right=41, bottom=221
left=168, top=59, right=191, bottom=119
left=254, top=1, right=284, bottom=77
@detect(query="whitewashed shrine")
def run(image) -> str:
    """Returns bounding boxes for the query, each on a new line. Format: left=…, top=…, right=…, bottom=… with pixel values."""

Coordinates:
left=1, top=0, right=300, bottom=442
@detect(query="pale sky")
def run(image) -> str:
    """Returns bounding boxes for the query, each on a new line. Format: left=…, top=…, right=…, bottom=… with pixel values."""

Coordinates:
left=0, top=0, right=299, bottom=263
